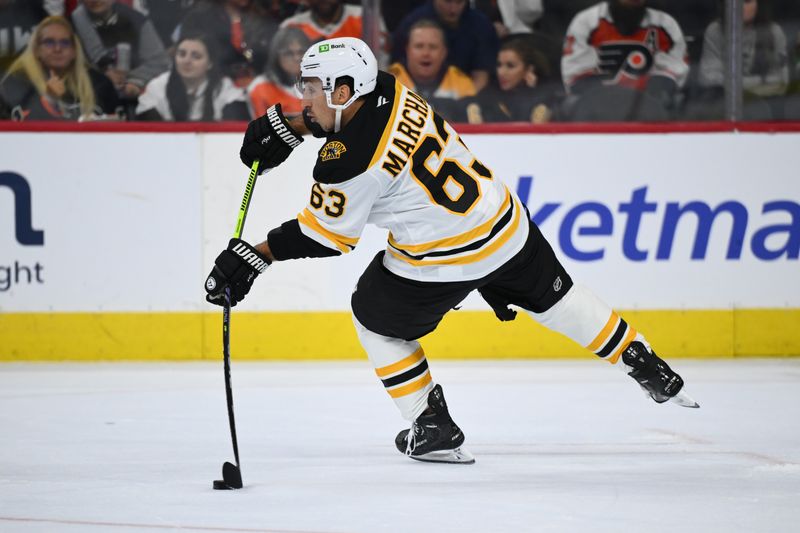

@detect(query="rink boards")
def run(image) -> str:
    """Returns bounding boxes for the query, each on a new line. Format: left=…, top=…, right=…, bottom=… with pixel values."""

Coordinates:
left=1, top=129, right=798, bottom=360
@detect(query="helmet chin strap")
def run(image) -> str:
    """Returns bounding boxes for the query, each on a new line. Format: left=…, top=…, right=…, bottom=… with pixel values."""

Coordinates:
left=325, top=90, right=360, bottom=133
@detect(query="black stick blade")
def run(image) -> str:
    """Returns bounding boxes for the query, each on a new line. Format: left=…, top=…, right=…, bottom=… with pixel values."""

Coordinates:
left=222, top=461, right=243, bottom=488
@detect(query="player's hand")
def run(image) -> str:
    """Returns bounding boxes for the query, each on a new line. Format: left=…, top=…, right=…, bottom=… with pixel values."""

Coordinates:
left=205, top=239, right=271, bottom=307
left=240, top=104, right=303, bottom=173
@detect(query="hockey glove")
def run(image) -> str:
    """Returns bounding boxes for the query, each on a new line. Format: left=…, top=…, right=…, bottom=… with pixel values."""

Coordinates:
left=205, top=239, right=271, bottom=307
left=240, top=103, right=303, bottom=172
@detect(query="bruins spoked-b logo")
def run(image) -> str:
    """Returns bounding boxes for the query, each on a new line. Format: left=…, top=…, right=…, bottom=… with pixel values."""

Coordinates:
left=320, top=141, right=347, bottom=161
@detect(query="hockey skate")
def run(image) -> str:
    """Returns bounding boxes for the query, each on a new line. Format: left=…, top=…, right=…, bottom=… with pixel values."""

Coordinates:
left=395, top=384, right=475, bottom=464
left=622, top=341, right=700, bottom=408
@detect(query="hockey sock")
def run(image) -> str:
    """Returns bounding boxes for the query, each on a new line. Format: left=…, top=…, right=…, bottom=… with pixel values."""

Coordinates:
left=352, top=316, right=434, bottom=420
left=525, top=284, right=648, bottom=365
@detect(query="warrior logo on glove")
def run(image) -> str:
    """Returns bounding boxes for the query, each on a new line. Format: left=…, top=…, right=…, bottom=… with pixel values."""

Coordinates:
left=231, top=241, right=270, bottom=273
left=205, top=238, right=271, bottom=307
left=240, top=103, right=303, bottom=172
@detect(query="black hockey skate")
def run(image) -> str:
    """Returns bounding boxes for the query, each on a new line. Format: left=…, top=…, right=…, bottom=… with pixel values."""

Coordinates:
left=622, top=341, right=699, bottom=408
left=395, top=384, right=475, bottom=464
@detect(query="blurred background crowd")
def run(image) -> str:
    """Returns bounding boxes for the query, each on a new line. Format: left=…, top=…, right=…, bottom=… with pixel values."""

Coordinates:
left=1, top=0, right=799, bottom=123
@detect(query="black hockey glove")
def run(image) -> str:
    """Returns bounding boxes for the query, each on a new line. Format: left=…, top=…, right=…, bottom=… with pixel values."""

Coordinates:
left=240, top=103, right=304, bottom=172
left=205, top=239, right=271, bottom=307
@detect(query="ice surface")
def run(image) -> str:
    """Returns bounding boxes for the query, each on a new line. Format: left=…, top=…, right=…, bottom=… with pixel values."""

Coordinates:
left=1, top=359, right=799, bottom=533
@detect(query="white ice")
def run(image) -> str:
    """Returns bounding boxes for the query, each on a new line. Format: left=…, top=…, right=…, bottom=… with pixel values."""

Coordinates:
left=1, top=359, right=799, bottom=533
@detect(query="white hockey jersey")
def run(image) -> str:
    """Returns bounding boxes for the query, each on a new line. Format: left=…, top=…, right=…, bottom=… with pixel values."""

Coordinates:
left=293, top=71, right=529, bottom=283
left=562, top=2, right=689, bottom=91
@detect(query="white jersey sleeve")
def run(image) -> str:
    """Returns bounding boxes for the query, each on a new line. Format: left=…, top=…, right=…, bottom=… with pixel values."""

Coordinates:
left=296, top=174, right=383, bottom=254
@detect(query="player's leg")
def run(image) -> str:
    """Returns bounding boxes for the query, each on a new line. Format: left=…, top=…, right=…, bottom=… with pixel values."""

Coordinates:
left=482, top=220, right=697, bottom=407
left=351, top=252, right=476, bottom=463
left=524, top=283, right=694, bottom=405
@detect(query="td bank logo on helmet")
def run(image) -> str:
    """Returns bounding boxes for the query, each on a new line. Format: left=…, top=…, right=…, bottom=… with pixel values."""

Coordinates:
left=319, top=43, right=346, bottom=53
left=516, top=175, right=799, bottom=262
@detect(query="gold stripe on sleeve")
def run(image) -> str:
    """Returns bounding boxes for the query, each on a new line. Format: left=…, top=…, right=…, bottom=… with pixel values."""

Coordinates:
left=297, top=208, right=358, bottom=253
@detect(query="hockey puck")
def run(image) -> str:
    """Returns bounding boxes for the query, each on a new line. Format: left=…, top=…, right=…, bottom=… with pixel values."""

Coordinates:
left=213, top=480, right=233, bottom=490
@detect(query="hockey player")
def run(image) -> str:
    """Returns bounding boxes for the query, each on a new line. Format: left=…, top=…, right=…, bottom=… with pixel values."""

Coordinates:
left=205, top=37, right=698, bottom=465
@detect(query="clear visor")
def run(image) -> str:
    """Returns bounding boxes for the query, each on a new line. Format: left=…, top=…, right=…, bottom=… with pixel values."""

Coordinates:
left=295, top=77, right=327, bottom=99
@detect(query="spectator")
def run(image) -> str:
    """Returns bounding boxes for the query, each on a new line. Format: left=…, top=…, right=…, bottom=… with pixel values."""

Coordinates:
left=248, top=26, right=309, bottom=117
left=135, top=33, right=247, bottom=121
left=0, top=0, right=48, bottom=75
left=471, top=35, right=556, bottom=123
left=696, top=0, right=789, bottom=120
left=0, top=16, right=119, bottom=120
left=493, top=0, right=543, bottom=37
left=71, top=0, right=169, bottom=103
left=281, top=0, right=389, bottom=65
left=561, top=0, right=689, bottom=121
left=392, top=0, right=499, bottom=91
left=179, top=0, right=278, bottom=88
left=388, top=18, right=476, bottom=122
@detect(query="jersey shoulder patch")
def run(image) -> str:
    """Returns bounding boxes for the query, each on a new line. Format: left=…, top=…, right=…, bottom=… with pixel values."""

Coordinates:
left=313, top=71, right=397, bottom=184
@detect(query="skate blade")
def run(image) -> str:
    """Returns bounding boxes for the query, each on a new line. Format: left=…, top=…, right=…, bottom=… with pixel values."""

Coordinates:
left=409, top=446, right=475, bottom=464
left=670, top=389, right=700, bottom=408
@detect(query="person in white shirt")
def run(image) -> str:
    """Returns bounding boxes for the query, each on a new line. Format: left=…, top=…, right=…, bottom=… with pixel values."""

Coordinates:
left=136, top=32, right=247, bottom=121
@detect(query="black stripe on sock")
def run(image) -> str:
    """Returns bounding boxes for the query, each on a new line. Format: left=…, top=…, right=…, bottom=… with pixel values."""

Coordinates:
left=382, top=358, right=429, bottom=388
left=597, top=319, right=628, bottom=358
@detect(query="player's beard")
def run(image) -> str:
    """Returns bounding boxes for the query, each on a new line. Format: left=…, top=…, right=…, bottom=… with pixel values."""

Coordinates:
left=303, top=108, right=329, bottom=138
left=610, top=1, right=646, bottom=36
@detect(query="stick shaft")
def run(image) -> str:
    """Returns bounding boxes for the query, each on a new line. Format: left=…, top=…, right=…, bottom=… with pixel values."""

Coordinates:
left=233, top=160, right=261, bottom=239
left=222, top=287, right=240, bottom=466
left=222, top=159, right=260, bottom=470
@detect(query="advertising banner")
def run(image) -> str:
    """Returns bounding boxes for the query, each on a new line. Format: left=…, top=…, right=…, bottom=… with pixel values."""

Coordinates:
left=2, top=130, right=797, bottom=359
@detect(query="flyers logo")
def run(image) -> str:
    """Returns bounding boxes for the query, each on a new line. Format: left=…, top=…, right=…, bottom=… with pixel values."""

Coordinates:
left=320, top=141, right=347, bottom=161
left=598, top=42, right=654, bottom=79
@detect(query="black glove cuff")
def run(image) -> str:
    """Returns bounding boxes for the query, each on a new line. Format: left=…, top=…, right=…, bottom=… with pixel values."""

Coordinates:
left=218, top=238, right=271, bottom=275
left=267, top=104, right=303, bottom=148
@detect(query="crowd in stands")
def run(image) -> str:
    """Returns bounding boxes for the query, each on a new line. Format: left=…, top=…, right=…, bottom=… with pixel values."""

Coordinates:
left=1, top=0, right=799, bottom=123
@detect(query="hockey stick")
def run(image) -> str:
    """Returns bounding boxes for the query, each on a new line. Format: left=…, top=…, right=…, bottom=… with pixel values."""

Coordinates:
left=213, top=159, right=262, bottom=491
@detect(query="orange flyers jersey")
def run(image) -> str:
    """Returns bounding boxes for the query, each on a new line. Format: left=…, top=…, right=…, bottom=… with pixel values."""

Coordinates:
left=280, top=5, right=365, bottom=42
left=247, top=75, right=303, bottom=117
left=295, top=71, right=529, bottom=283
left=562, top=3, right=688, bottom=90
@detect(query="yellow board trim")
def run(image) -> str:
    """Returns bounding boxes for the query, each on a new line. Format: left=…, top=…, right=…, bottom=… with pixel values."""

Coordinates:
left=1, top=309, right=799, bottom=361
